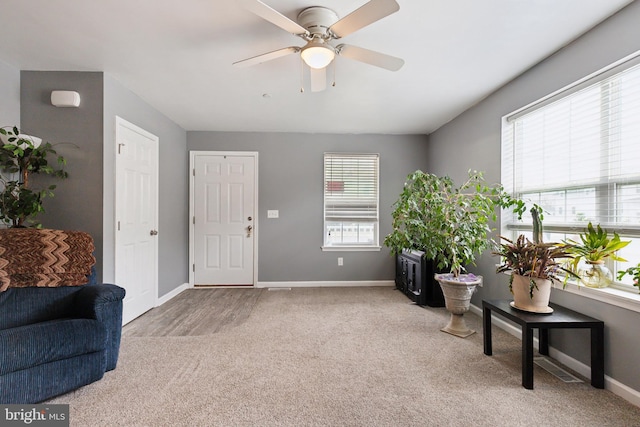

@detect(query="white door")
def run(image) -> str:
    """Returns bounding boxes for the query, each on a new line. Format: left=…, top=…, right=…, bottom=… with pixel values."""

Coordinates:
left=193, top=154, right=256, bottom=286
left=115, top=117, right=159, bottom=324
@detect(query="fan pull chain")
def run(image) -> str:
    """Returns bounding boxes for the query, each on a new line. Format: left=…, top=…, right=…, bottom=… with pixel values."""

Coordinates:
left=332, top=60, right=336, bottom=87
left=300, top=57, right=305, bottom=93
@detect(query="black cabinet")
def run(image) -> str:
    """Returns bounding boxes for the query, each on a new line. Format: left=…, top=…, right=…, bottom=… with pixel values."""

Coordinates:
left=395, top=250, right=444, bottom=307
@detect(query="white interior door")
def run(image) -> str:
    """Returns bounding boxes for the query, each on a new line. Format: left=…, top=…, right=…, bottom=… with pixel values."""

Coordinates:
left=115, top=117, right=159, bottom=324
left=193, top=154, right=256, bottom=286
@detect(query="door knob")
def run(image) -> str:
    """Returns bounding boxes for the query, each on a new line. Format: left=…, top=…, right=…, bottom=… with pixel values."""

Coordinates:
left=150, top=230, right=158, bottom=236
left=246, top=225, right=253, bottom=237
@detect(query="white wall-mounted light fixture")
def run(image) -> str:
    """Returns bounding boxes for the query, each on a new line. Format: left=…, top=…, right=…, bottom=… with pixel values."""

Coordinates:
left=300, top=39, right=335, bottom=69
left=51, top=90, right=81, bottom=108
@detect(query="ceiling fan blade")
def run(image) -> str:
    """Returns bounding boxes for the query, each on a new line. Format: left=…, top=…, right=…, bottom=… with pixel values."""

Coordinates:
left=310, top=67, right=327, bottom=92
left=233, top=46, right=300, bottom=67
left=328, top=0, right=399, bottom=39
left=336, top=44, right=404, bottom=71
left=239, top=0, right=309, bottom=37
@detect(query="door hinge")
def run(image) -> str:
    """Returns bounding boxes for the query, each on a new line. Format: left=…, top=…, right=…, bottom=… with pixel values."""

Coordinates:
left=117, top=221, right=120, bottom=231
left=118, top=143, right=125, bottom=154
left=193, top=264, right=195, bottom=272
left=193, top=216, right=195, bottom=225
left=193, top=168, right=195, bottom=176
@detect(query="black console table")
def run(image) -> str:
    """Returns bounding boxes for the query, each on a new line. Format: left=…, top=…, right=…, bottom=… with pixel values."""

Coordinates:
left=482, top=299, right=604, bottom=390
left=395, top=251, right=444, bottom=307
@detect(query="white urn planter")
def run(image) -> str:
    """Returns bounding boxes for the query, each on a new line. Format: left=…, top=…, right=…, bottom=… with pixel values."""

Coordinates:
left=435, top=273, right=482, bottom=338
left=510, top=273, right=553, bottom=314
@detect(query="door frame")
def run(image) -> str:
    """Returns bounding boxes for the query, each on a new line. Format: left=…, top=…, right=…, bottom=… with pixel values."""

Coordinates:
left=114, top=116, right=159, bottom=321
left=189, top=151, right=259, bottom=288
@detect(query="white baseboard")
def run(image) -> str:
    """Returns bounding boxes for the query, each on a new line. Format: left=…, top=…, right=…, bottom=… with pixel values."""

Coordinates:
left=602, top=375, right=640, bottom=408
left=546, top=339, right=640, bottom=407
left=469, top=303, right=640, bottom=408
left=256, top=280, right=395, bottom=289
left=156, top=283, right=189, bottom=306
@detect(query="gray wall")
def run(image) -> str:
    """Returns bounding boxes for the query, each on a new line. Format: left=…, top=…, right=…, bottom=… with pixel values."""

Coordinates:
left=103, top=74, right=189, bottom=297
left=19, top=71, right=188, bottom=298
left=188, top=132, right=428, bottom=282
left=427, top=2, right=640, bottom=391
left=0, top=59, right=20, bottom=127
left=20, top=71, right=105, bottom=278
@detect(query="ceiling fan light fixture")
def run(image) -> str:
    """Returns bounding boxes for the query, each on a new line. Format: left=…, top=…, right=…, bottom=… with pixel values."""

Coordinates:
left=236, top=0, right=405, bottom=78
left=301, top=42, right=335, bottom=69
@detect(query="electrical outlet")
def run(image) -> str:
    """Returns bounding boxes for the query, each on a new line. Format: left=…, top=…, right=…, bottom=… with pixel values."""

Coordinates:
left=267, top=210, right=279, bottom=218
left=338, top=257, right=343, bottom=266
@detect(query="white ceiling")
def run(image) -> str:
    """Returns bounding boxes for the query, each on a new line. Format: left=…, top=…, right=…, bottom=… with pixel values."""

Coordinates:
left=0, top=0, right=634, bottom=134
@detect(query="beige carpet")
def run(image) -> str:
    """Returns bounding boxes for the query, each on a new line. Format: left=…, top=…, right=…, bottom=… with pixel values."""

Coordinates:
left=49, top=287, right=640, bottom=426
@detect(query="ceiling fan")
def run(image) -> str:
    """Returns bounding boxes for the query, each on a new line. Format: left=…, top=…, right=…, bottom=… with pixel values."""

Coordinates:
left=234, top=0, right=404, bottom=92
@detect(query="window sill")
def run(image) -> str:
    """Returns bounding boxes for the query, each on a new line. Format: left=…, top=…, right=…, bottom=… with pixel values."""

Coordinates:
left=321, top=246, right=381, bottom=252
left=558, top=281, right=640, bottom=314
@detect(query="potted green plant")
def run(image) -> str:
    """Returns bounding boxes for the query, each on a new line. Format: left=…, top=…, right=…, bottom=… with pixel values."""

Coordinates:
left=563, top=222, right=630, bottom=288
left=0, top=126, right=68, bottom=227
left=617, top=263, right=640, bottom=293
left=493, top=233, right=577, bottom=313
left=385, top=170, right=520, bottom=337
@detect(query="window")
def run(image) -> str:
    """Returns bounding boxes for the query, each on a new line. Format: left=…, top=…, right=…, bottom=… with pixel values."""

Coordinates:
left=323, top=153, right=380, bottom=250
left=502, top=52, right=640, bottom=294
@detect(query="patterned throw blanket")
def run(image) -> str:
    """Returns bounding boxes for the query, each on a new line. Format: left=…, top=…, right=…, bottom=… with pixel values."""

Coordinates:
left=0, top=228, right=96, bottom=292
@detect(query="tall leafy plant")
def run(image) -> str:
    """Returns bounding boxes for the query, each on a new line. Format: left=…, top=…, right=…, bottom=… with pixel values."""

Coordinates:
left=384, top=170, right=521, bottom=278
left=0, top=126, right=68, bottom=227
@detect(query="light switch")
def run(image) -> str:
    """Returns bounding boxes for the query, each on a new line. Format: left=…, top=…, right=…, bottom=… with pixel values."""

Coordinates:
left=267, top=210, right=279, bottom=218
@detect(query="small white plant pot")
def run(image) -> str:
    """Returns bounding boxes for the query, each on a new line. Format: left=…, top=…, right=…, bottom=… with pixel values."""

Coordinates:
left=510, top=274, right=553, bottom=314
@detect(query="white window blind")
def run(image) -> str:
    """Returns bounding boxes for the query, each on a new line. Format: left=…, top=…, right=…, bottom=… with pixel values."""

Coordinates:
left=323, top=153, right=379, bottom=248
left=502, top=53, right=640, bottom=291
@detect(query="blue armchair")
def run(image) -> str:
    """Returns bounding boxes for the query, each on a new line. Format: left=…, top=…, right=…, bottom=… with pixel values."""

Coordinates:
left=0, top=283, right=125, bottom=403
